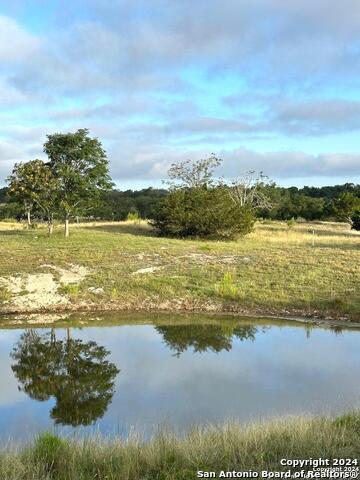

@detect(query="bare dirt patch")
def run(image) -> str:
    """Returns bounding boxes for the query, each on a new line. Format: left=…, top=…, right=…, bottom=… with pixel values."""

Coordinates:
left=133, top=266, right=162, bottom=274
left=0, top=264, right=90, bottom=311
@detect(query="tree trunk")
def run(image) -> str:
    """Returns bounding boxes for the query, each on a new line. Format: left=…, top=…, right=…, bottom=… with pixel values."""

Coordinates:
left=24, top=200, right=32, bottom=226
left=65, top=216, right=70, bottom=237
left=48, top=214, right=54, bottom=237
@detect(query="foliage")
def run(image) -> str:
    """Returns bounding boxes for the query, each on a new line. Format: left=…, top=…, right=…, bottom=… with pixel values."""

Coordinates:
left=126, top=209, right=140, bottom=222
left=152, top=157, right=256, bottom=239
left=333, top=192, right=360, bottom=225
left=1, top=182, right=360, bottom=223
left=44, top=128, right=113, bottom=232
left=4, top=130, right=113, bottom=236
left=286, top=218, right=296, bottom=228
left=152, top=185, right=255, bottom=239
left=167, top=153, right=221, bottom=188
left=6, top=160, right=57, bottom=225
left=351, top=209, right=360, bottom=230
left=229, top=170, right=273, bottom=210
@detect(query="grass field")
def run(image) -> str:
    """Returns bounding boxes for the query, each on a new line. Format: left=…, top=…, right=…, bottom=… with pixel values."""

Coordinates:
left=0, top=412, right=359, bottom=480
left=0, top=220, right=359, bottom=320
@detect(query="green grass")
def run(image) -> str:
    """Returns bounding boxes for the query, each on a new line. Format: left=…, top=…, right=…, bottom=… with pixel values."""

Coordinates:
left=0, top=220, right=359, bottom=319
left=0, top=413, right=359, bottom=479
left=0, top=286, right=11, bottom=304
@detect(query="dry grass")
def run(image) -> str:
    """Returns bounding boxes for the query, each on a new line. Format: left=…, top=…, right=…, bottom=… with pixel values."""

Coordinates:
left=0, top=412, right=359, bottom=480
left=0, top=220, right=359, bottom=319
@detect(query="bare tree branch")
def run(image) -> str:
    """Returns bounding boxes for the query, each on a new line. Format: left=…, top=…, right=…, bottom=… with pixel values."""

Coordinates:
left=228, top=171, right=273, bottom=210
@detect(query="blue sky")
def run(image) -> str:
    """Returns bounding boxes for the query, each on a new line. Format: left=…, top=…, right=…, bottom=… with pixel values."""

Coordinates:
left=0, top=0, right=360, bottom=188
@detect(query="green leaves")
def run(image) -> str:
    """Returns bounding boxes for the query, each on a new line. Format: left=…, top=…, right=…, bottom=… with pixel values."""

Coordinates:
left=152, top=185, right=255, bottom=239
left=7, top=160, right=58, bottom=222
left=44, top=129, right=113, bottom=219
left=152, top=156, right=256, bottom=239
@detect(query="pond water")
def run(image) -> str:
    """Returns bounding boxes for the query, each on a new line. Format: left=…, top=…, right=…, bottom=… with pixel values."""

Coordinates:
left=0, top=314, right=359, bottom=442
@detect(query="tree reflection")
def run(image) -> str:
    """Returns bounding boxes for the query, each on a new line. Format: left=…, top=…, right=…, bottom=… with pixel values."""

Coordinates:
left=11, top=329, right=119, bottom=426
left=156, top=323, right=258, bottom=356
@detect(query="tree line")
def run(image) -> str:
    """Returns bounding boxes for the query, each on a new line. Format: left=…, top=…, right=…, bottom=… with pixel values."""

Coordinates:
left=2, top=181, right=359, bottom=226
left=1, top=129, right=359, bottom=237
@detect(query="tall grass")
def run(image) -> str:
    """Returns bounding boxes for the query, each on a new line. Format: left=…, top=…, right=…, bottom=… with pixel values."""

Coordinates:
left=1, top=413, right=359, bottom=480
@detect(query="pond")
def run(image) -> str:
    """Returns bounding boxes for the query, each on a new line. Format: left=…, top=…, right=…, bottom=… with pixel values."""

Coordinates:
left=0, top=314, right=359, bottom=442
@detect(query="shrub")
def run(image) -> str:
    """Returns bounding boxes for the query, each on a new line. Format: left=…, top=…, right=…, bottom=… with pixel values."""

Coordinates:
left=286, top=218, right=296, bottom=228
left=351, top=209, right=360, bottom=230
left=151, top=186, right=255, bottom=239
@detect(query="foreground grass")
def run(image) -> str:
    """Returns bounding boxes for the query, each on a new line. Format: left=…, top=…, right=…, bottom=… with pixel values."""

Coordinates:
left=1, top=413, right=359, bottom=480
left=0, top=220, right=359, bottom=319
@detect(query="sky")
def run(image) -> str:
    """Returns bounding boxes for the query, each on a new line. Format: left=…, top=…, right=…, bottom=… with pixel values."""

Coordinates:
left=0, top=0, right=360, bottom=189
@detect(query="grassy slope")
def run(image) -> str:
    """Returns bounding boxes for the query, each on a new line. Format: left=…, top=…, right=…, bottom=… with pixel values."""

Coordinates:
left=1, top=413, right=359, bottom=480
left=0, top=220, right=359, bottom=319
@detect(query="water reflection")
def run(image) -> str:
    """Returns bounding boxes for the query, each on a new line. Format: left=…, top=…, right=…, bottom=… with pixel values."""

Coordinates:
left=6, top=318, right=355, bottom=438
left=156, top=323, right=260, bottom=356
left=11, top=329, right=119, bottom=426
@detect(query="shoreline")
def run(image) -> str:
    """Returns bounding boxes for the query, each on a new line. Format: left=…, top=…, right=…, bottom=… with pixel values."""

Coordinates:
left=1, top=300, right=359, bottom=329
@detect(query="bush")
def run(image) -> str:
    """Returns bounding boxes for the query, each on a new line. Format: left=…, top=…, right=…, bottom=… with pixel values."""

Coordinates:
left=286, top=218, right=296, bottom=228
left=151, top=186, right=255, bottom=239
left=351, top=209, right=360, bottom=230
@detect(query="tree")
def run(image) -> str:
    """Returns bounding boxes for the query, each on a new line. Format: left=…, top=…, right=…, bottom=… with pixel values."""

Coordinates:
left=11, top=330, right=120, bottom=426
left=152, top=186, right=255, bottom=239
left=228, top=171, right=273, bottom=210
left=351, top=209, right=360, bottom=230
left=44, top=129, right=113, bottom=237
left=151, top=156, right=255, bottom=239
left=334, top=193, right=360, bottom=226
left=7, top=160, right=59, bottom=234
left=166, top=154, right=221, bottom=188
left=7, top=160, right=41, bottom=226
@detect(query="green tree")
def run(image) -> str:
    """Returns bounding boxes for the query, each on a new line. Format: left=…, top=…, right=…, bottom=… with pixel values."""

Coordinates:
left=334, top=193, right=360, bottom=226
left=152, top=156, right=255, bottom=239
left=7, top=160, right=59, bottom=234
left=351, top=209, right=360, bottom=230
left=44, top=128, right=113, bottom=237
left=152, top=186, right=255, bottom=239
left=7, top=160, right=41, bottom=226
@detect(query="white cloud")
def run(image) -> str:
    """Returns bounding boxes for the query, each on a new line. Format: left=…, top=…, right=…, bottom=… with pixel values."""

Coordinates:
left=0, top=2, right=360, bottom=186
left=0, top=15, right=39, bottom=62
